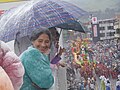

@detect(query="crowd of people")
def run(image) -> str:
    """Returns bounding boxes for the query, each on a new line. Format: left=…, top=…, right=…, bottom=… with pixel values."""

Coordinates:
left=65, top=37, right=120, bottom=90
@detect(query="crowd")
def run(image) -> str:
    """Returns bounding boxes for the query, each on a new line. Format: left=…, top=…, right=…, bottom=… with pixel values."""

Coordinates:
left=65, top=37, right=120, bottom=90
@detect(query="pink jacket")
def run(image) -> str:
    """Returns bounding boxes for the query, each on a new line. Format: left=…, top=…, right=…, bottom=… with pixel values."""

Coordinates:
left=0, top=41, right=24, bottom=90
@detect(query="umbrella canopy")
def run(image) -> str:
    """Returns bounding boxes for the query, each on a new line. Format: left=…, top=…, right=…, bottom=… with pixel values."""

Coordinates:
left=0, top=0, right=89, bottom=42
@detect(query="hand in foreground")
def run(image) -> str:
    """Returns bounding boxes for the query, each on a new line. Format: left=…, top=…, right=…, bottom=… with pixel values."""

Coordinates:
left=57, top=47, right=66, bottom=56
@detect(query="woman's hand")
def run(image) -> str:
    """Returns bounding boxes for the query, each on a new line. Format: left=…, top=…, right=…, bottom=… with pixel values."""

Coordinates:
left=57, top=47, right=66, bottom=56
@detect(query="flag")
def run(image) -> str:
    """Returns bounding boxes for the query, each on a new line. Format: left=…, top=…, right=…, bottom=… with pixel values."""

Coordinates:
left=92, top=17, right=98, bottom=24
left=93, top=24, right=98, bottom=37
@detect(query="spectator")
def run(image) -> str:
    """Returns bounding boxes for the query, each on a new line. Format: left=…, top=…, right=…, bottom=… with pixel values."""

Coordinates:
left=0, top=40, right=24, bottom=90
left=20, top=27, right=54, bottom=90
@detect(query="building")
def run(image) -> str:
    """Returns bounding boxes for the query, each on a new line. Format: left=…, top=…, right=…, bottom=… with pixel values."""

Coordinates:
left=84, top=18, right=117, bottom=43
left=98, top=18, right=116, bottom=41
left=114, top=15, right=120, bottom=41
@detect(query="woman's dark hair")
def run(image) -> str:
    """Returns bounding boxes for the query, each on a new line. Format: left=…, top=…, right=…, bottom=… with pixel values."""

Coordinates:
left=30, top=27, right=52, bottom=44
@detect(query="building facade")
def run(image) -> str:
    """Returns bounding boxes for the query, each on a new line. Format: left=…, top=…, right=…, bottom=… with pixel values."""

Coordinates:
left=84, top=18, right=117, bottom=43
left=114, top=15, right=120, bottom=41
left=98, top=18, right=116, bottom=41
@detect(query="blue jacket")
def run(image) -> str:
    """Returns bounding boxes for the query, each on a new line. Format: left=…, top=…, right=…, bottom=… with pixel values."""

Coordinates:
left=20, top=46, right=54, bottom=90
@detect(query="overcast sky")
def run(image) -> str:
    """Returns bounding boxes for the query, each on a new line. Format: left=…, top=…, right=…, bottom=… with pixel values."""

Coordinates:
left=63, top=0, right=120, bottom=11
left=0, top=0, right=120, bottom=12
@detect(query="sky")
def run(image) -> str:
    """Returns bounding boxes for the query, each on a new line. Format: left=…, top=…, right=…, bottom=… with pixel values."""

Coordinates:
left=63, top=0, right=120, bottom=12
left=0, top=0, right=120, bottom=11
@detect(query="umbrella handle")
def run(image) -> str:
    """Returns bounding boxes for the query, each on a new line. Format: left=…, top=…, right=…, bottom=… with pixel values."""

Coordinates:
left=60, top=28, right=63, bottom=35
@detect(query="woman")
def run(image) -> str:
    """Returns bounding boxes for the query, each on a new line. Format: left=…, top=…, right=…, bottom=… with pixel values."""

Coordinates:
left=116, top=78, right=120, bottom=90
left=20, top=27, right=54, bottom=90
left=49, top=27, right=65, bottom=90
left=105, top=80, right=111, bottom=90
left=90, top=80, right=95, bottom=90
left=49, top=27, right=65, bottom=64
left=0, top=40, right=24, bottom=90
left=79, top=81, right=85, bottom=90
left=100, top=76, right=106, bottom=90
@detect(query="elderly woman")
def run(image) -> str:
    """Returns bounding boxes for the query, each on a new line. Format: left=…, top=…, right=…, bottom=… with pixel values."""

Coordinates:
left=0, top=40, right=24, bottom=90
left=20, top=27, right=54, bottom=90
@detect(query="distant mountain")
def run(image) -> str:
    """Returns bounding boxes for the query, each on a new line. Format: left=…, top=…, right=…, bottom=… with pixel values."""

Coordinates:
left=79, top=8, right=119, bottom=23
left=63, top=0, right=120, bottom=21
left=90, top=8, right=117, bottom=20
left=63, top=0, right=120, bottom=12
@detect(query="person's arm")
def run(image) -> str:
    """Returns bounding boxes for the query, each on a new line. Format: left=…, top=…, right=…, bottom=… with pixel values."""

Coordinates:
left=51, top=54, right=61, bottom=64
left=50, top=47, right=65, bottom=64
left=0, top=41, right=24, bottom=90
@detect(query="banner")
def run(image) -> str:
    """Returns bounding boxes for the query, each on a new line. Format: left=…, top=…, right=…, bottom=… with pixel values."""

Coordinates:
left=92, top=17, right=98, bottom=24
left=0, top=0, right=25, bottom=2
left=93, top=24, right=98, bottom=37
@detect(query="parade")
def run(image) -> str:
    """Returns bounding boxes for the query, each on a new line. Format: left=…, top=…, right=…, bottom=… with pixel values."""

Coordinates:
left=65, top=37, right=120, bottom=90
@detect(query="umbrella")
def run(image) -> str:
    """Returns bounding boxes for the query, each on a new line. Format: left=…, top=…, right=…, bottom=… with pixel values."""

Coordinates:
left=0, top=0, right=89, bottom=42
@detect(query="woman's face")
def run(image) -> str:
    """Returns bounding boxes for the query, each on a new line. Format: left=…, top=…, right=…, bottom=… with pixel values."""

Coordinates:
left=32, top=33, right=51, bottom=54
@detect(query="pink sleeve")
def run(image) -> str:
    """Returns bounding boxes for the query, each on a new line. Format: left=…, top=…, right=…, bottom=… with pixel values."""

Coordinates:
left=2, top=51, right=24, bottom=90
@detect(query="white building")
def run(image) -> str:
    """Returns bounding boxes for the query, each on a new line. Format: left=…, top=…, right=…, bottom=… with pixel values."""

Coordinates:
left=98, top=18, right=116, bottom=41
left=114, top=15, right=120, bottom=40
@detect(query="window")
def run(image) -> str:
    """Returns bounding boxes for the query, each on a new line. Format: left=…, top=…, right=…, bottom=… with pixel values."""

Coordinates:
left=116, top=28, right=120, bottom=34
left=109, top=32, right=114, bottom=36
left=100, top=33, right=105, bottom=37
left=99, top=26, right=105, bottom=30
left=107, top=26, right=114, bottom=30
